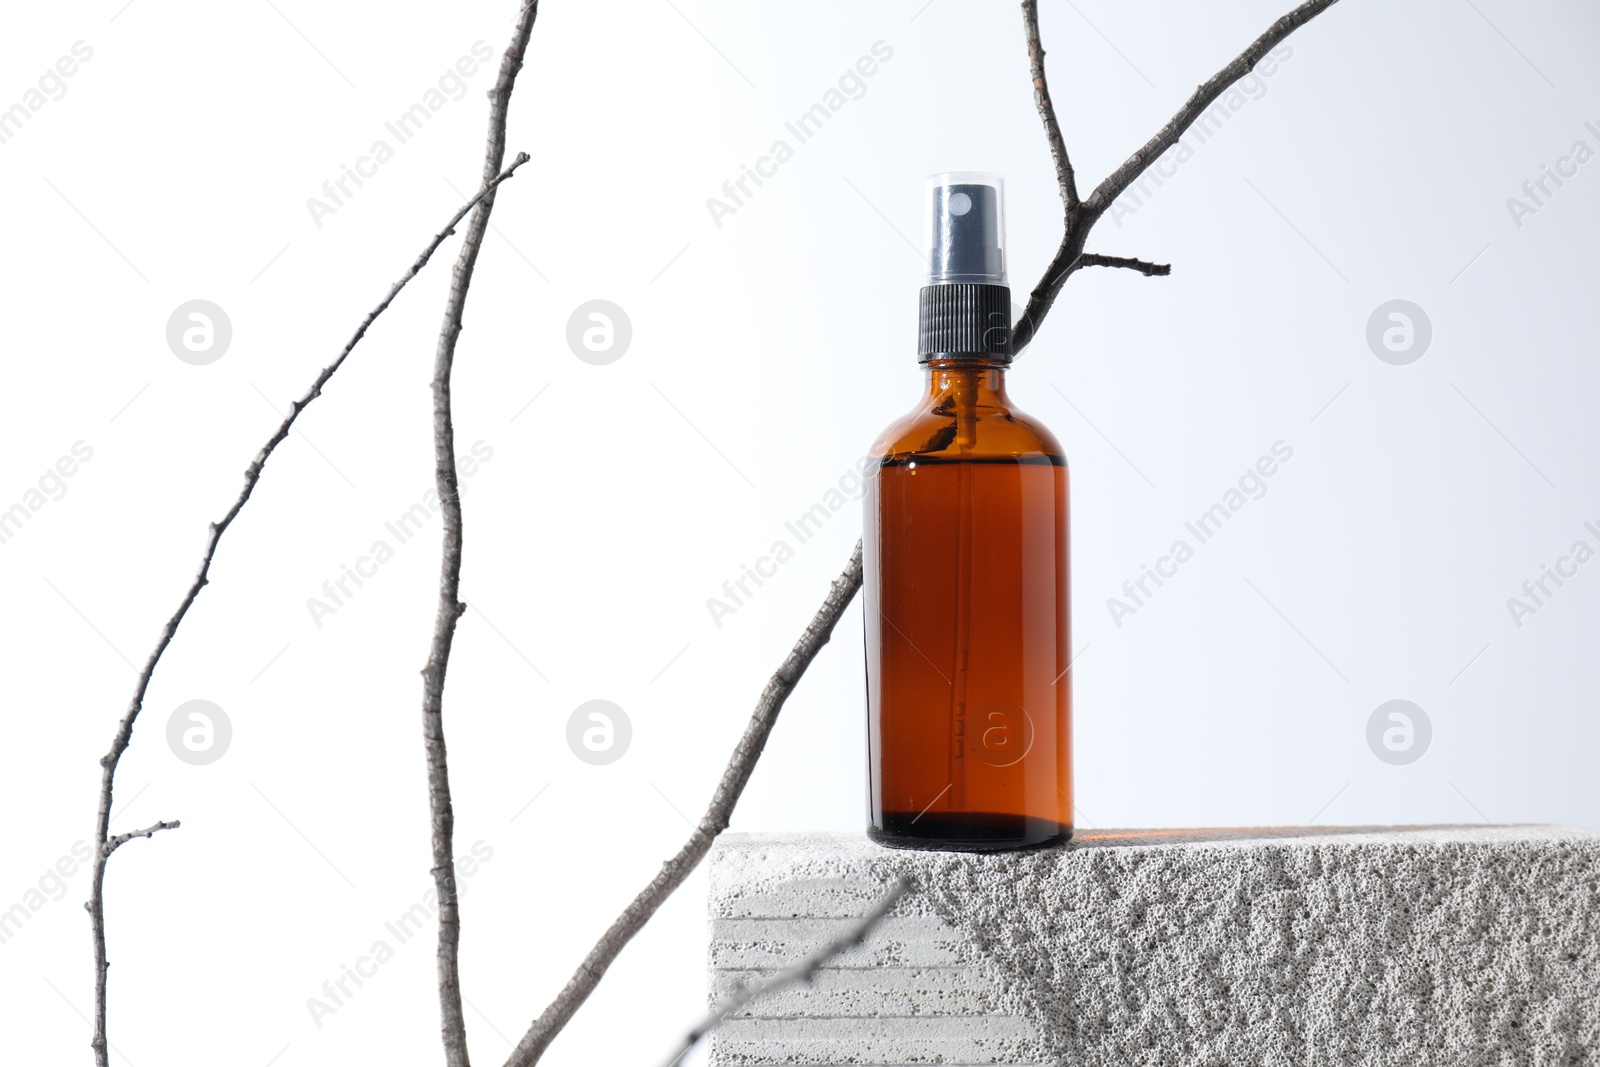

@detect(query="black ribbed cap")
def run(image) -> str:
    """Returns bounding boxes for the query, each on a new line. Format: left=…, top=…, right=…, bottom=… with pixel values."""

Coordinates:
left=917, top=283, right=1013, bottom=362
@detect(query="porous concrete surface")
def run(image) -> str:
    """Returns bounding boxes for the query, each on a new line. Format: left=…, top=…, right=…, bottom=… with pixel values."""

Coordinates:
left=708, top=826, right=1600, bottom=1066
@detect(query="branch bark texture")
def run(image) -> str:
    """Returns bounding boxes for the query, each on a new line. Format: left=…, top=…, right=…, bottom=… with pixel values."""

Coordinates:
left=86, top=151, right=531, bottom=1067
left=1010, top=0, right=1344, bottom=353
left=423, top=3, right=540, bottom=1065
left=503, top=542, right=866, bottom=1067
left=1023, top=0, right=1079, bottom=218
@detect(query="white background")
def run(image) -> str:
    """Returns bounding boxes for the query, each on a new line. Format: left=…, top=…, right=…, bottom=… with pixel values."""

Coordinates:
left=1, top=1, right=1596, bottom=1064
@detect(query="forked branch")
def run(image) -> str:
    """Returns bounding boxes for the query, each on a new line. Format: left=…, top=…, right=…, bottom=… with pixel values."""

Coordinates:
left=1011, top=0, right=1344, bottom=353
left=85, top=138, right=531, bottom=1067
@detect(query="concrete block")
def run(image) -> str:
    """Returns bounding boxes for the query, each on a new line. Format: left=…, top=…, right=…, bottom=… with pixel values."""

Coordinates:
left=707, top=826, right=1600, bottom=1066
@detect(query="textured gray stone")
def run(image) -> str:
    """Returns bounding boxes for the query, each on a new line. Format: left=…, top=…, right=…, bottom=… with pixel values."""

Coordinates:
left=707, top=826, right=1600, bottom=1066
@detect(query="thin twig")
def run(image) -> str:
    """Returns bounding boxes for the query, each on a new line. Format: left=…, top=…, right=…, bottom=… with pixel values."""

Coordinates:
left=1080, top=0, right=1344, bottom=216
left=503, top=542, right=866, bottom=1067
left=85, top=152, right=532, bottom=1067
left=103, top=820, right=179, bottom=859
left=1011, top=0, right=1345, bottom=353
left=1022, top=0, right=1078, bottom=217
left=423, top=3, right=540, bottom=1065
left=658, top=878, right=909, bottom=1067
left=1079, top=252, right=1171, bottom=276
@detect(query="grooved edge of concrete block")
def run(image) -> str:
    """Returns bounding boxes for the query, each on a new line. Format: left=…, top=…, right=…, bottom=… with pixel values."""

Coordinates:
left=707, top=825, right=1600, bottom=1067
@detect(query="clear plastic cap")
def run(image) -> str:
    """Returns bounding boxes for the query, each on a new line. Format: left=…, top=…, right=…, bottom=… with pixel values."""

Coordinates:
left=923, top=172, right=1006, bottom=285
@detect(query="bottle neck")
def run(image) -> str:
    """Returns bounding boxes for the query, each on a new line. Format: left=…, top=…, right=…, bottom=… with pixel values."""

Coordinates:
left=923, top=359, right=1010, bottom=404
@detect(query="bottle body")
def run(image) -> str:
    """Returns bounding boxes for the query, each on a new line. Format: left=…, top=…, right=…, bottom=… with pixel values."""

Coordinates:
left=864, top=360, right=1072, bottom=851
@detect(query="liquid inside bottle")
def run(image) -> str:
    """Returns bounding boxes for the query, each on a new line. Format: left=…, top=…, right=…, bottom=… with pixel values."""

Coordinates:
left=863, top=174, right=1072, bottom=851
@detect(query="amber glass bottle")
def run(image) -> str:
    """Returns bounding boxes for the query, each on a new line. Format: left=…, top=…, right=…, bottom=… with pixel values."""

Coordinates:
left=864, top=174, right=1071, bottom=851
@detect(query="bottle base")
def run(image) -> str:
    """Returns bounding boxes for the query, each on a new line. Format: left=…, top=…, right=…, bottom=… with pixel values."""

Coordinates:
left=868, top=811, right=1073, bottom=853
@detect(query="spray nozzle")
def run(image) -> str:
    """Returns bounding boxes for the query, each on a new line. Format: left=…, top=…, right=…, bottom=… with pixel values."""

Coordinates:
left=924, top=173, right=1006, bottom=286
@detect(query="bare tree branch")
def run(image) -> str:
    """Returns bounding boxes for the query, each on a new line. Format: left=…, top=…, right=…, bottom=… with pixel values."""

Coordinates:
left=1080, top=0, right=1343, bottom=216
left=85, top=153, right=532, bottom=1067
left=1022, top=0, right=1079, bottom=217
left=1079, top=252, right=1171, bottom=276
left=503, top=542, right=866, bottom=1067
left=658, top=878, right=909, bottom=1067
left=1011, top=0, right=1344, bottom=354
left=423, top=3, right=540, bottom=1065
left=102, top=820, right=179, bottom=859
